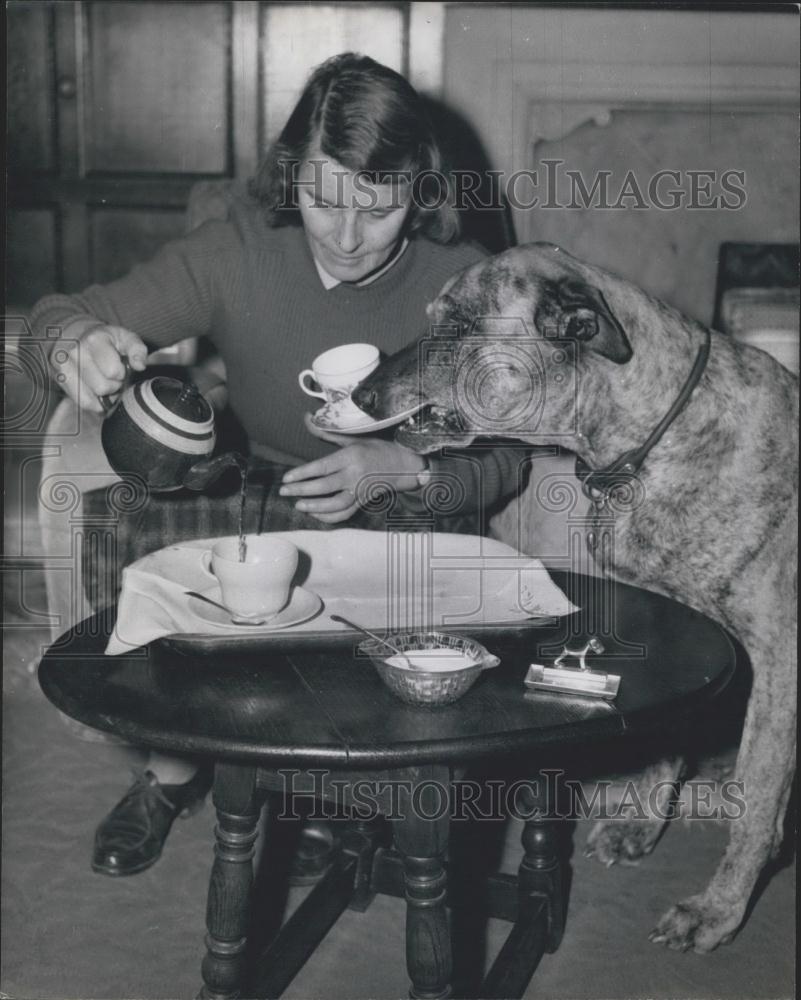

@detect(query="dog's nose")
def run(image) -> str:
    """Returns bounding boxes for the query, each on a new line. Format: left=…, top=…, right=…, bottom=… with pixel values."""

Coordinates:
left=353, top=385, right=378, bottom=415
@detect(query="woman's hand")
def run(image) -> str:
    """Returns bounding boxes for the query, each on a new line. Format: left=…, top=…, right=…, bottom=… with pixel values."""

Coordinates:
left=279, top=413, right=426, bottom=523
left=52, top=320, right=148, bottom=413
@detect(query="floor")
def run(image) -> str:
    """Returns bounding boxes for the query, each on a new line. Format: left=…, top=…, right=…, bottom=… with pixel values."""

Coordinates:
left=1, top=380, right=795, bottom=1000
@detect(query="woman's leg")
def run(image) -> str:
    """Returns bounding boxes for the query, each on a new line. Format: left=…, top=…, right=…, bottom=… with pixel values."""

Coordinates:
left=92, top=758, right=212, bottom=876
left=147, top=751, right=199, bottom=784
left=88, top=462, right=327, bottom=876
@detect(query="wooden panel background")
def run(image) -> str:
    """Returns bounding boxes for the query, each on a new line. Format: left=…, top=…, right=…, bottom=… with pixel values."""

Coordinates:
left=441, top=5, right=800, bottom=323
left=88, top=207, right=187, bottom=284
left=7, top=1, right=411, bottom=307
left=261, top=3, right=406, bottom=144
left=6, top=209, right=60, bottom=306
left=83, top=1, right=231, bottom=175
left=7, top=2, right=57, bottom=175
left=521, top=109, right=801, bottom=326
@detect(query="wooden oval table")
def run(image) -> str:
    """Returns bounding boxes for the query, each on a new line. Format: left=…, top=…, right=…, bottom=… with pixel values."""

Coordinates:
left=39, top=572, right=736, bottom=999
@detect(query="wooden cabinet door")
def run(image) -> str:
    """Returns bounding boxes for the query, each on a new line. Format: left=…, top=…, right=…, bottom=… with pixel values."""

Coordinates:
left=7, top=1, right=409, bottom=310
left=7, top=0, right=233, bottom=306
left=8, top=1, right=62, bottom=306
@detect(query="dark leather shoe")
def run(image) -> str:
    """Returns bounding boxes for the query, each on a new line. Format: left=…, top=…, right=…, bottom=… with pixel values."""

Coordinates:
left=92, top=769, right=210, bottom=877
left=287, top=819, right=338, bottom=886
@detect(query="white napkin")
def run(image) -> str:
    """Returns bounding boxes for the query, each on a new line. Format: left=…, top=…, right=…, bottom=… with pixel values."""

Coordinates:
left=106, top=531, right=578, bottom=655
left=108, top=563, right=210, bottom=653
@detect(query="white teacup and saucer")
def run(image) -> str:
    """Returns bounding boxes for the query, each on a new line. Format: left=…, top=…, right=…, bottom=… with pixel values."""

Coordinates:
left=298, top=342, right=420, bottom=434
left=191, top=535, right=321, bottom=630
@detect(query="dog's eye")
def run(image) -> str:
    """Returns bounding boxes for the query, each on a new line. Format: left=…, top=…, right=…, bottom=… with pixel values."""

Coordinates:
left=565, top=310, right=599, bottom=341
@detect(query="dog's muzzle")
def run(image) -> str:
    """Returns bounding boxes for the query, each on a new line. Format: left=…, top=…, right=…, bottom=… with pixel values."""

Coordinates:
left=352, top=384, right=379, bottom=416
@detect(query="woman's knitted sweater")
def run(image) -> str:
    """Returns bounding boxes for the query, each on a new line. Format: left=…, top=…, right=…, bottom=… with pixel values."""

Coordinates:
left=32, top=195, right=527, bottom=515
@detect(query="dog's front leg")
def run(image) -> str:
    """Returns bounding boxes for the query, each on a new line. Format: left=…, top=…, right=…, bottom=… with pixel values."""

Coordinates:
left=585, top=756, right=684, bottom=865
left=650, top=637, right=796, bottom=953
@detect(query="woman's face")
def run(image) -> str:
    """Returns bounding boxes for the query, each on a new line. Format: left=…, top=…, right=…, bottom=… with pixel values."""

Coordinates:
left=297, top=155, right=412, bottom=283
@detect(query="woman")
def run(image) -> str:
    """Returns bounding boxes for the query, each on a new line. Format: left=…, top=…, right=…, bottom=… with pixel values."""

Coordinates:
left=33, top=53, right=523, bottom=878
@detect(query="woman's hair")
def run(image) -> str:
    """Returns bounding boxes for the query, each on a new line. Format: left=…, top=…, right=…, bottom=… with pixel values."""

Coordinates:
left=249, top=52, right=460, bottom=244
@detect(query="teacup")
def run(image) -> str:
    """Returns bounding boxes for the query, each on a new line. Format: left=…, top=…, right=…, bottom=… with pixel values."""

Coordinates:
left=202, top=535, right=299, bottom=622
left=298, top=343, right=380, bottom=404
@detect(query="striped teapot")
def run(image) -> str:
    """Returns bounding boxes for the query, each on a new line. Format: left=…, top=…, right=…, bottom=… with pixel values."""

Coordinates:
left=101, top=371, right=239, bottom=492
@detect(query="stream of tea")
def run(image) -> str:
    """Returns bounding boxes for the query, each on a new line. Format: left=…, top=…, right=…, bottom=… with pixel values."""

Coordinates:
left=234, top=454, right=249, bottom=563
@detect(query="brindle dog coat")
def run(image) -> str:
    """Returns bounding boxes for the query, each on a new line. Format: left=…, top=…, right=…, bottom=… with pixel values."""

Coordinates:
left=353, top=243, right=798, bottom=953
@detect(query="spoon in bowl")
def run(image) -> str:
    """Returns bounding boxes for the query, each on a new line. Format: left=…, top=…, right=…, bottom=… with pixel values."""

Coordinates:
left=329, top=614, right=414, bottom=668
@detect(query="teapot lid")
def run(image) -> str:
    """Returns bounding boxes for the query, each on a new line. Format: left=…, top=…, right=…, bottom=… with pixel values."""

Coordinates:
left=149, top=377, right=213, bottom=425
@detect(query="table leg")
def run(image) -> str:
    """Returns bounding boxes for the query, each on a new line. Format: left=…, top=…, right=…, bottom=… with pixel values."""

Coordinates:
left=391, top=765, right=452, bottom=1000
left=518, top=776, right=565, bottom=952
left=480, top=773, right=565, bottom=999
left=199, top=763, right=262, bottom=1000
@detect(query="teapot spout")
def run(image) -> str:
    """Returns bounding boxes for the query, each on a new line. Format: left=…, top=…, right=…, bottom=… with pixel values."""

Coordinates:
left=184, top=452, right=246, bottom=491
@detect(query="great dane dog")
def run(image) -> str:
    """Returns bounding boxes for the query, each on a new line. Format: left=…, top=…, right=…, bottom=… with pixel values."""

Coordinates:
left=352, top=243, right=798, bottom=954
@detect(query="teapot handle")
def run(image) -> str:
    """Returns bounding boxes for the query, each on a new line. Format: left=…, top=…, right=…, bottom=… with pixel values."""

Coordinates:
left=99, top=356, right=133, bottom=413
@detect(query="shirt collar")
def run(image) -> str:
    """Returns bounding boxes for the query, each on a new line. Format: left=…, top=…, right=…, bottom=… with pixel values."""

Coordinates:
left=313, top=238, right=410, bottom=290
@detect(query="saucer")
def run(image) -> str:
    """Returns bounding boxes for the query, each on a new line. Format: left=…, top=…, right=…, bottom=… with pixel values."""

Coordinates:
left=187, top=585, right=322, bottom=631
left=310, top=403, right=422, bottom=435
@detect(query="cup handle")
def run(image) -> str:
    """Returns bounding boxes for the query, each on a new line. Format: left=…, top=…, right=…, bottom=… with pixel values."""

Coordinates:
left=201, top=551, right=214, bottom=577
left=298, top=369, right=327, bottom=399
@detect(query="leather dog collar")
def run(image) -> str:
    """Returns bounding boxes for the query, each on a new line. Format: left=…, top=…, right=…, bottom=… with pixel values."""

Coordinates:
left=575, top=327, right=712, bottom=507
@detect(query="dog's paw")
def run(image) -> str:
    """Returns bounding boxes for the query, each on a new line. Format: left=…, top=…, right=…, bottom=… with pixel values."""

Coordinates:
left=649, top=895, right=739, bottom=953
left=585, top=819, right=663, bottom=866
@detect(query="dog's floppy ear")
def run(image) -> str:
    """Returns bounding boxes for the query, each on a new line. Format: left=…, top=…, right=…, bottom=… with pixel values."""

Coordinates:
left=546, top=278, right=632, bottom=364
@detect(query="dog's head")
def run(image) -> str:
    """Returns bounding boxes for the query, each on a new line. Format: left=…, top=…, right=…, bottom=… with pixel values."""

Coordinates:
left=352, top=243, right=632, bottom=452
